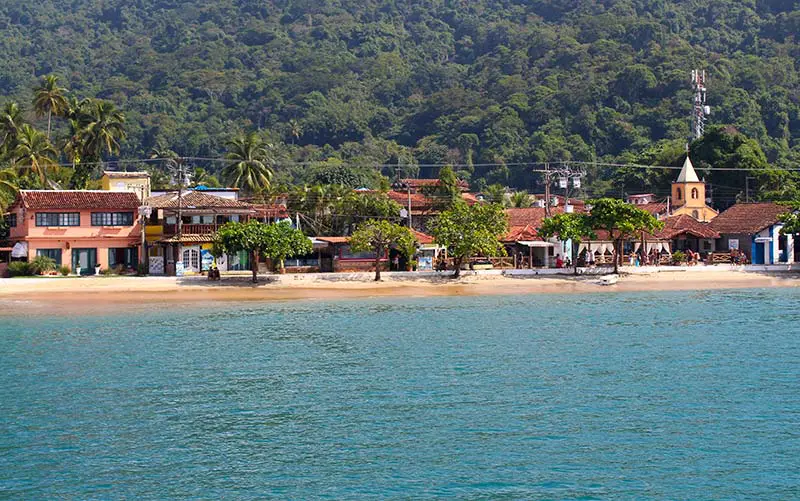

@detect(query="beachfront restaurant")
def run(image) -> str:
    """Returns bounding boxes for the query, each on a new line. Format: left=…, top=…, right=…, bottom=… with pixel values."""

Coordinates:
left=144, top=190, right=256, bottom=275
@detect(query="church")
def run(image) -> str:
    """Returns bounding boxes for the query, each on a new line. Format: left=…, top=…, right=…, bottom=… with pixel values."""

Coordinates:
left=670, top=156, right=718, bottom=222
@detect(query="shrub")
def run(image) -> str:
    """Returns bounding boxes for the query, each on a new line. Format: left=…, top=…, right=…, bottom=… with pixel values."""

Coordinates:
left=671, top=250, right=686, bottom=264
left=8, top=261, right=32, bottom=277
left=29, top=255, right=57, bottom=275
left=100, top=267, right=116, bottom=276
left=59, top=265, right=71, bottom=276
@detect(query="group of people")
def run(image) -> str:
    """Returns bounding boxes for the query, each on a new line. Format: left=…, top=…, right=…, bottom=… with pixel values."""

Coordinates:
left=683, top=249, right=703, bottom=265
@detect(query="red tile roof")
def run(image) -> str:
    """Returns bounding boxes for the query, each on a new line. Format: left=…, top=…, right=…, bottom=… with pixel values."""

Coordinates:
left=709, top=202, right=790, bottom=235
left=638, top=202, right=668, bottom=216
left=411, top=229, right=434, bottom=245
left=315, top=236, right=350, bottom=244
left=397, top=178, right=469, bottom=191
left=146, top=191, right=253, bottom=211
left=385, top=191, right=478, bottom=213
left=503, top=207, right=565, bottom=242
left=15, top=190, right=140, bottom=210
left=655, top=214, right=719, bottom=240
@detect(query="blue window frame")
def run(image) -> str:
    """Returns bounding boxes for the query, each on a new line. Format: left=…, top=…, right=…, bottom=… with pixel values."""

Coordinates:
left=36, top=212, right=80, bottom=227
left=91, top=212, right=134, bottom=226
left=36, top=248, right=62, bottom=264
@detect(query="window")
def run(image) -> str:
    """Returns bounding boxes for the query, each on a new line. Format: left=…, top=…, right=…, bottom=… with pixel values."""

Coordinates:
left=108, top=248, right=138, bottom=270
left=691, top=187, right=699, bottom=199
left=7, top=213, right=16, bottom=227
left=37, top=248, right=62, bottom=264
left=36, top=212, right=80, bottom=227
left=191, top=215, right=213, bottom=224
left=340, top=245, right=380, bottom=260
left=91, top=212, right=134, bottom=226
left=676, top=188, right=682, bottom=200
left=692, top=210, right=699, bottom=219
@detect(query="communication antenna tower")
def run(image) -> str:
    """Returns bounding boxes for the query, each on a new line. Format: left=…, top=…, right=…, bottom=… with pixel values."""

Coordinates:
left=691, top=69, right=710, bottom=140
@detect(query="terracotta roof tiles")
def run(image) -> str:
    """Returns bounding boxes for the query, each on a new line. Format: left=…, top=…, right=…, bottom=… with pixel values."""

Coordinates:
left=709, top=202, right=789, bottom=235
left=16, top=190, right=140, bottom=210
left=655, top=214, right=719, bottom=240
left=146, top=191, right=253, bottom=211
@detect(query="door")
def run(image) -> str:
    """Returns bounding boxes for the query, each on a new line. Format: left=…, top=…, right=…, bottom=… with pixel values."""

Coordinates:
left=149, top=246, right=164, bottom=275
left=72, top=248, right=97, bottom=275
left=182, top=246, right=201, bottom=273
left=754, top=243, right=765, bottom=264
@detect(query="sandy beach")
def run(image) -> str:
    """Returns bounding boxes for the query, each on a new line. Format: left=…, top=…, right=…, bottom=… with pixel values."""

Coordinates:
left=1, top=266, right=798, bottom=314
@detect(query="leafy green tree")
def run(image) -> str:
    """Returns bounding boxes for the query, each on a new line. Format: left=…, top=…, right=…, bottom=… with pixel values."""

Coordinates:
left=349, top=219, right=415, bottom=281
left=69, top=100, right=127, bottom=189
left=32, top=75, right=69, bottom=141
left=587, top=198, right=663, bottom=274
left=538, top=212, right=595, bottom=274
left=0, top=102, right=23, bottom=154
left=263, top=220, right=312, bottom=273
left=422, top=165, right=463, bottom=210
left=12, top=124, right=58, bottom=186
left=212, top=220, right=272, bottom=283
left=430, top=201, right=508, bottom=278
left=223, top=132, right=273, bottom=193
left=0, top=166, right=18, bottom=212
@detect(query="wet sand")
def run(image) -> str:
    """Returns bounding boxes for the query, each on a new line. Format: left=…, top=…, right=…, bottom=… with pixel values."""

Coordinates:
left=1, top=268, right=798, bottom=315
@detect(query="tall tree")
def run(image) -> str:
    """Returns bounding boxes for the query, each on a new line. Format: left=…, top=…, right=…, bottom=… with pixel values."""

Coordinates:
left=12, top=124, right=58, bottom=186
left=32, top=75, right=69, bottom=141
left=430, top=201, right=508, bottom=278
left=586, top=198, right=663, bottom=274
left=263, top=220, right=312, bottom=273
left=538, top=212, right=594, bottom=274
left=422, top=165, right=463, bottom=210
left=223, top=132, right=273, bottom=193
left=349, top=219, right=415, bottom=281
left=0, top=102, right=23, bottom=154
left=70, top=100, right=126, bottom=188
left=212, top=220, right=272, bottom=283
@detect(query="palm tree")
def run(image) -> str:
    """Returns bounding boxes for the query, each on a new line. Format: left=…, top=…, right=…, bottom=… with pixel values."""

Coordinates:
left=509, top=191, right=532, bottom=208
left=32, top=75, right=69, bottom=141
left=82, top=100, right=126, bottom=159
left=0, top=102, right=23, bottom=153
left=287, top=119, right=303, bottom=145
left=0, top=166, right=18, bottom=200
left=12, top=124, right=58, bottom=185
left=223, top=132, right=273, bottom=193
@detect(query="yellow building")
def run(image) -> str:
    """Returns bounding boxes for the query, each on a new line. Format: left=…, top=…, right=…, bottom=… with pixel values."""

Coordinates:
left=101, top=171, right=151, bottom=201
left=670, top=156, right=718, bottom=222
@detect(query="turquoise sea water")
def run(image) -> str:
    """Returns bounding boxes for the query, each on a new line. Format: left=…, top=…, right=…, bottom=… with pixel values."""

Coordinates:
left=1, top=289, right=799, bottom=499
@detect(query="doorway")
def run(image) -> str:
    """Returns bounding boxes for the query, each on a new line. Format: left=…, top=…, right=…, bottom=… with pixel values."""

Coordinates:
left=72, top=248, right=97, bottom=275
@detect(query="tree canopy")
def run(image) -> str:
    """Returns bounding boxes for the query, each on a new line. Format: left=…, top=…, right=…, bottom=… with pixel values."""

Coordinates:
left=0, top=0, right=796, bottom=201
left=587, top=198, right=663, bottom=273
left=349, top=219, right=415, bottom=281
left=430, top=201, right=508, bottom=277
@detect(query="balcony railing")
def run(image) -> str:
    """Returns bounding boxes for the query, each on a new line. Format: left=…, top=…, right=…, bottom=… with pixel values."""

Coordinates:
left=163, top=224, right=218, bottom=235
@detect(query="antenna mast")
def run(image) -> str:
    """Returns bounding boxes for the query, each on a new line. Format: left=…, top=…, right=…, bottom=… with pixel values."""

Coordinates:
left=691, top=69, right=709, bottom=140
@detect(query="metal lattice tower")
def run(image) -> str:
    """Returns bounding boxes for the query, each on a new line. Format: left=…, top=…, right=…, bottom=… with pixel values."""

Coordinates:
left=691, top=69, right=709, bottom=140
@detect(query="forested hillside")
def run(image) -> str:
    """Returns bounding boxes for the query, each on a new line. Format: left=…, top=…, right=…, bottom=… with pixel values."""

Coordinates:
left=0, top=0, right=797, bottom=200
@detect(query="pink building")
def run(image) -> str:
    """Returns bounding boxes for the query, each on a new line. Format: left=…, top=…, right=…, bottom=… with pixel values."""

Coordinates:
left=7, top=190, right=141, bottom=274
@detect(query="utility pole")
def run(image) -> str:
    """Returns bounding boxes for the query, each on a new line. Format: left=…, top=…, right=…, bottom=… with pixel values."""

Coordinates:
left=407, top=184, right=412, bottom=229
left=173, top=160, right=185, bottom=276
left=544, top=163, right=551, bottom=217
left=691, top=69, right=709, bottom=140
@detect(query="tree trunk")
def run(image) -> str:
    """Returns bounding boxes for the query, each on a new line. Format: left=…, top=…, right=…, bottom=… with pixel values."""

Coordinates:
left=374, top=247, right=382, bottom=281
left=452, top=256, right=463, bottom=278
left=46, top=110, right=52, bottom=141
left=251, top=250, right=258, bottom=283
left=573, top=240, right=579, bottom=276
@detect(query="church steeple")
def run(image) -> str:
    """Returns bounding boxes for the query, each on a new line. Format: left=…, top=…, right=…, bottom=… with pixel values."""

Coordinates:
left=676, top=156, right=700, bottom=183
left=670, top=155, right=718, bottom=221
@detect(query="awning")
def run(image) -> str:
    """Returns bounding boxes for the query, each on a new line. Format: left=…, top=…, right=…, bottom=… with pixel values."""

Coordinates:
left=11, top=241, right=28, bottom=258
left=309, top=238, right=329, bottom=248
left=518, top=241, right=554, bottom=248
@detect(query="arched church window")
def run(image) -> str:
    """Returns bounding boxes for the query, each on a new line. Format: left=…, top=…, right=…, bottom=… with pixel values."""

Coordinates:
left=676, top=188, right=682, bottom=200
left=691, top=187, right=699, bottom=199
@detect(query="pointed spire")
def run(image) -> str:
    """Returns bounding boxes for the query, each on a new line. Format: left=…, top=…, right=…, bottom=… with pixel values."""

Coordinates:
left=676, top=156, right=700, bottom=183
